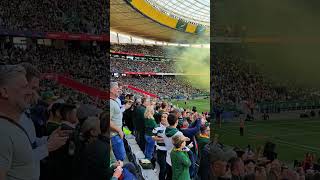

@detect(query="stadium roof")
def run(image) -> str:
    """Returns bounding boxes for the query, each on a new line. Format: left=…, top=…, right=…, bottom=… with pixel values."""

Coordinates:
left=110, top=0, right=210, bottom=43
left=145, top=0, right=210, bottom=26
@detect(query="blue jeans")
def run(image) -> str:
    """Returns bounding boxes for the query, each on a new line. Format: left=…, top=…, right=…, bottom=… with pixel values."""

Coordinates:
left=111, top=135, right=126, bottom=161
left=144, top=135, right=155, bottom=160
left=188, top=150, right=197, bottom=178
left=122, top=163, right=138, bottom=180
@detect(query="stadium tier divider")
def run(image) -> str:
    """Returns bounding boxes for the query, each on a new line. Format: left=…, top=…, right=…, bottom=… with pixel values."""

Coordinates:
left=124, top=132, right=158, bottom=180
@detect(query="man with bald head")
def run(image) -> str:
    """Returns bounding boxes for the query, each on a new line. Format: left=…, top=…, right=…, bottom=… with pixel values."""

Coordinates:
left=0, top=65, right=35, bottom=180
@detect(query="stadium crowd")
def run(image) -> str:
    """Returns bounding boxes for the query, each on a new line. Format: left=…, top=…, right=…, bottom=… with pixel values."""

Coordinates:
left=110, top=81, right=211, bottom=180
left=212, top=54, right=284, bottom=106
left=0, top=62, right=129, bottom=180
left=111, top=44, right=167, bottom=56
left=111, top=44, right=204, bottom=57
left=211, top=51, right=320, bottom=109
left=0, top=0, right=107, bottom=33
left=0, top=45, right=108, bottom=107
left=111, top=57, right=175, bottom=73
left=112, top=76, right=205, bottom=98
left=200, top=140, right=320, bottom=180
left=110, top=81, right=320, bottom=180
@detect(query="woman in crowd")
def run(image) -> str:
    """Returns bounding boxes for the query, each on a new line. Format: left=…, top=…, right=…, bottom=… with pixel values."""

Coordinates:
left=144, top=105, right=157, bottom=160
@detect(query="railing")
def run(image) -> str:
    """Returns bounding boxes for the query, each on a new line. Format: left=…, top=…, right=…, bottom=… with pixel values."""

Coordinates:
left=212, top=100, right=320, bottom=116
left=257, top=100, right=320, bottom=113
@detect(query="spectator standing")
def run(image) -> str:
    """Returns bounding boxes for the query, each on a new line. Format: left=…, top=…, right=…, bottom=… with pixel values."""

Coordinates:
left=19, top=63, right=68, bottom=180
left=153, top=112, right=169, bottom=180
left=110, top=82, right=126, bottom=161
left=47, top=104, right=78, bottom=180
left=197, top=124, right=210, bottom=158
left=144, top=105, right=157, bottom=160
left=171, top=135, right=192, bottom=180
left=0, top=65, right=35, bottom=180
left=133, top=97, right=149, bottom=151
left=164, top=113, right=186, bottom=180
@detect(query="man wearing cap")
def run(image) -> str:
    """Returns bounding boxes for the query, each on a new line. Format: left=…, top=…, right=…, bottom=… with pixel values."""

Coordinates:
left=110, top=82, right=126, bottom=161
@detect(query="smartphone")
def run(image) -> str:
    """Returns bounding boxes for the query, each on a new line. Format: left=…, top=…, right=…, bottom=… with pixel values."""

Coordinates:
left=60, top=123, right=74, bottom=131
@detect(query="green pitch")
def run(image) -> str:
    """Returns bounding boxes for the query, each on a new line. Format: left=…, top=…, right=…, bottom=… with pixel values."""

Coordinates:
left=171, top=98, right=210, bottom=114
left=213, top=118, right=320, bottom=163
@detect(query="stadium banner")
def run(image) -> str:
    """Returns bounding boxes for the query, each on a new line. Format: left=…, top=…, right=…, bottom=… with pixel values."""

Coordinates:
left=124, top=71, right=157, bottom=75
left=123, top=72, right=207, bottom=76
left=186, top=23, right=197, bottom=33
left=41, top=73, right=109, bottom=99
left=156, top=73, right=203, bottom=76
left=0, top=29, right=45, bottom=38
left=195, top=25, right=206, bottom=35
left=127, top=85, right=158, bottom=98
left=112, top=51, right=145, bottom=57
left=176, top=19, right=188, bottom=32
left=57, top=76, right=109, bottom=99
left=0, top=29, right=109, bottom=41
left=130, top=0, right=178, bottom=28
left=46, top=32, right=109, bottom=41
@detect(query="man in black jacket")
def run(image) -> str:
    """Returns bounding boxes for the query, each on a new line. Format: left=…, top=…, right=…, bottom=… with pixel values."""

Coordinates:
left=78, top=112, right=137, bottom=180
left=78, top=115, right=109, bottom=180
left=48, top=104, right=78, bottom=180
left=133, top=97, right=149, bottom=150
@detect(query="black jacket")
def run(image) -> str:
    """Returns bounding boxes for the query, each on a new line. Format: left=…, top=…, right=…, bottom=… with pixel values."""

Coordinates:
left=79, top=135, right=110, bottom=180
left=133, top=105, right=146, bottom=131
left=123, top=106, right=134, bottom=131
left=48, top=123, right=75, bottom=180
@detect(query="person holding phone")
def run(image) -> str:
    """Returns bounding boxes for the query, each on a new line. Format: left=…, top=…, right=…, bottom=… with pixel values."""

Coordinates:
left=47, top=104, right=78, bottom=180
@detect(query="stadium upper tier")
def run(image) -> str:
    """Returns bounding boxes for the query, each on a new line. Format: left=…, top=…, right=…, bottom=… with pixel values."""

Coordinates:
left=0, top=0, right=106, bottom=34
left=110, top=0, right=210, bottom=43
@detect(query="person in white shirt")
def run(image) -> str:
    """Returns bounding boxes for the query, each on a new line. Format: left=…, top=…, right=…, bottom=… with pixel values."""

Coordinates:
left=152, top=112, right=169, bottom=180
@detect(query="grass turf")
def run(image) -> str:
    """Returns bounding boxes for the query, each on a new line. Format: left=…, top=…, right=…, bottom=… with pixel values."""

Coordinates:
left=171, top=98, right=210, bottom=114
left=213, top=118, right=320, bottom=163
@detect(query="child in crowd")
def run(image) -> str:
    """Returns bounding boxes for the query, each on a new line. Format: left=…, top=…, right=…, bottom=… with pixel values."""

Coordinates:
left=171, top=134, right=192, bottom=180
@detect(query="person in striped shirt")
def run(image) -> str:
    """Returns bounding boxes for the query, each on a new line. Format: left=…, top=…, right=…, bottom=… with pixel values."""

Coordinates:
left=152, top=112, right=169, bottom=180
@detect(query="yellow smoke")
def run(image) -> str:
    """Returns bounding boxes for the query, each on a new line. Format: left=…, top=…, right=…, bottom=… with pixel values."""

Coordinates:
left=168, top=45, right=210, bottom=92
